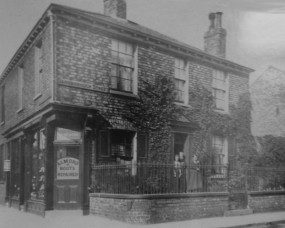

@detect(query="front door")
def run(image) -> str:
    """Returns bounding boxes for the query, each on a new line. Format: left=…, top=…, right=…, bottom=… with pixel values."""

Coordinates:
left=53, top=128, right=82, bottom=210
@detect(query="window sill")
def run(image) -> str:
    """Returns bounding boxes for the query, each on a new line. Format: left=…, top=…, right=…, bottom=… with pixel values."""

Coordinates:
left=110, top=89, right=139, bottom=99
left=214, top=109, right=229, bottom=115
left=33, top=93, right=42, bottom=101
left=175, top=102, right=191, bottom=108
left=16, top=108, right=24, bottom=114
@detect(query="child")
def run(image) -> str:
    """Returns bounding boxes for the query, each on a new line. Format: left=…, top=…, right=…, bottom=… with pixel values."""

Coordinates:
left=174, top=154, right=182, bottom=177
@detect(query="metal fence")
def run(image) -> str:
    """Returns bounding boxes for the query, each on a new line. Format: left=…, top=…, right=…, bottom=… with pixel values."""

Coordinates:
left=90, top=163, right=228, bottom=194
left=89, top=163, right=285, bottom=195
left=247, top=167, right=285, bottom=191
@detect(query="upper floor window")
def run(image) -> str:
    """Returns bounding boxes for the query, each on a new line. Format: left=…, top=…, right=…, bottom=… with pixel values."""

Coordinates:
left=0, top=85, right=5, bottom=123
left=18, top=66, right=24, bottom=111
left=35, top=40, right=43, bottom=97
left=110, top=39, right=135, bottom=93
left=174, top=58, right=188, bottom=104
left=212, top=70, right=228, bottom=112
left=212, top=135, right=228, bottom=174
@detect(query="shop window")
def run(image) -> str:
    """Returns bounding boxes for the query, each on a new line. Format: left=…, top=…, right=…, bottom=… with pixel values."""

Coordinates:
left=10, top=139, right=21, bottom=198
left=0, top=144, right=4, bottom=182
left=110, top=39, right=136, bottom=93
left=30, top=129, right=46, bottom=201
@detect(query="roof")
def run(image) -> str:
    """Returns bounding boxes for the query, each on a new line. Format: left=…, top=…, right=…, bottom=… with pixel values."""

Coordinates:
left=0, top=3, right=254, bottom=83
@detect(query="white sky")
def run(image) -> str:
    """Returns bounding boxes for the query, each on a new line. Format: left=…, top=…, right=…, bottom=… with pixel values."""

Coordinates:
left=1, top=0, right=285, bottom=83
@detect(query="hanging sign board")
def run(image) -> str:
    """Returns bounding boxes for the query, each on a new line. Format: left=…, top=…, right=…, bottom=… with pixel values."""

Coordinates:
left=57, top=157, right=79, bottom=180
left=4, top=160, right=11, bottom=172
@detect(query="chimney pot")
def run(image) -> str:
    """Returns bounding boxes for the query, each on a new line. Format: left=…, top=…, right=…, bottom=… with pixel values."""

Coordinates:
left=209, top=13, right=216, bottom=29
left=215, top=12, right=223, bottom=28
left=104, top=0, right=127, bottom=19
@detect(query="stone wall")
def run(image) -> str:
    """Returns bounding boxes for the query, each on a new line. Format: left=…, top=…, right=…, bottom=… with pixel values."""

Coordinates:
left=90, top=193, right=229, bottom=224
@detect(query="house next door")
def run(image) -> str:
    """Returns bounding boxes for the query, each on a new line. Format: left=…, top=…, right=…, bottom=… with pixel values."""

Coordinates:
left=53, top=128, right=82, bottom=209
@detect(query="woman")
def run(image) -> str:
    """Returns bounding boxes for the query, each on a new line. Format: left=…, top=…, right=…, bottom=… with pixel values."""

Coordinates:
left=188, top=154, right=203, bottom=192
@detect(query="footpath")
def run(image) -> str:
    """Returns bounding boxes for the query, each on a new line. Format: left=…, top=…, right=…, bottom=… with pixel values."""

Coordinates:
left=0, top=205, right=285, bottom=228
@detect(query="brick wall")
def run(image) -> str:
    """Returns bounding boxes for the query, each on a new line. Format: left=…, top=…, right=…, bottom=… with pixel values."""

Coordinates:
left=0, top=23, right=52, bottom=135
left=90, top=193, right=229, bottom=224
left=249, top=191, right=285, bottom=212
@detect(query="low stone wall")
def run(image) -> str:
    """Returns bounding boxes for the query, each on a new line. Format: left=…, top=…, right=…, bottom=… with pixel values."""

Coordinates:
left=249, top=191, right=285, bottom=213
left=90, top=192, right=229, bottom=224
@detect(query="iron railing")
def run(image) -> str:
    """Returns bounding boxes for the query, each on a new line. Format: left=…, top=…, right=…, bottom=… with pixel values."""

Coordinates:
left=90, top=163, right=285, bottom=195
left=247, top=167, right=285, bottom=191
left=90, top=163, right=228, bottom=194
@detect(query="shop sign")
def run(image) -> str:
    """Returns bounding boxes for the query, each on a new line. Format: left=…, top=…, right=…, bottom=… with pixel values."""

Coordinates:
left=4, top=160, right=11, bottom=172
left=56, top=128, right=81, bottom=142
left=57, top=157, right=79, bottom=180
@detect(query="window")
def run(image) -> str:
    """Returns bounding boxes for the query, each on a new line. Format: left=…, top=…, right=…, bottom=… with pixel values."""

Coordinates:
left=30, top=129, right=46, bottom=201
left=174, top=58, right=188, bottom=103
left=137, top=133, right=148, bottom=159
left=110, top=39, right=135, bottom=93
left=0, top=145, right=4, bottom=182
left=18, top=66, right=24, bottom=111
left=1, top=85, right=5, bottom=123
left=99, top=130, right=109, bottom=157
left=99, top=130, right=135, bottom=160
left=111, top=130, right=134, bottom=159
left=35, top=41, right=43, bottom=96
left=212, top=70, right=228, bottom=112
left=212, top=135, right=228, bottom=174
left=10, top=139, right=20, bottom=198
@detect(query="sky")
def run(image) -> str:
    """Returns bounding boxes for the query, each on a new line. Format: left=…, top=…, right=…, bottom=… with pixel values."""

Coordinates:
left=1, top=0, right=285, bottom=83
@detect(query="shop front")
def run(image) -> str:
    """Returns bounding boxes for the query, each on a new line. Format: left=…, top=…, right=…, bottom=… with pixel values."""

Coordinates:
left=4, top=104, right=100, bottom=215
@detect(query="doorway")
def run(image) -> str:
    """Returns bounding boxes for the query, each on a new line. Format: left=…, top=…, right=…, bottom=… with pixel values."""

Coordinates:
left=53, top=128, right=82, bottom=210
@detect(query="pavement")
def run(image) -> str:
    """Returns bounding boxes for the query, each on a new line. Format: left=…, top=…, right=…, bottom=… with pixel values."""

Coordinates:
left=0, top=205, right=285, bottom=228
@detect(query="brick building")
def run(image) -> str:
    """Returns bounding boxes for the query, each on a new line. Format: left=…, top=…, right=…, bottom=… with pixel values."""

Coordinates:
left=0, top=0, right=253, bottom=215
left=251, top=66, right=285, bottom=137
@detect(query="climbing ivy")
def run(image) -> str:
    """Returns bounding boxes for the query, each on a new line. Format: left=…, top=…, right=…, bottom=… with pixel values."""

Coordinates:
left=126, top=73, right=256, bottom=165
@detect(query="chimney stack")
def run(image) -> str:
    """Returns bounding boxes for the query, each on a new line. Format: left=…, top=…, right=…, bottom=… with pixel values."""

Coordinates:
left=103, top=0, right=127, bottom=19
left=204, top=12, right=227, bottom=58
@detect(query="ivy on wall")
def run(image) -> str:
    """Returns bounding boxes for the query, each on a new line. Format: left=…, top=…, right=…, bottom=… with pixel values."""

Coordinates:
left=125, top=73, right=256, bottom=165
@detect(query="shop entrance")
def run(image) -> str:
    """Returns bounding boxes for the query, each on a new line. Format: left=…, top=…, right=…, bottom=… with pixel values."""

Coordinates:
left=53, top=128, right=82, bottom=209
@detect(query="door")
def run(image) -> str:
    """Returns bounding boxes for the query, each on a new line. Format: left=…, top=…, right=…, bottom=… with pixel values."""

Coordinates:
left=54, top=144, right=81, bottom=209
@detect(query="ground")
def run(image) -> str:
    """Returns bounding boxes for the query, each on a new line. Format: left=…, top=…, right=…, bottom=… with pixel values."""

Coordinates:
left=0, top=205, right=285, bottom=228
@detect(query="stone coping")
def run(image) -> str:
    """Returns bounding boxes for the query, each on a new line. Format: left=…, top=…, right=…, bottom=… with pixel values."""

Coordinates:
left=249, top=190, right=285, bottom=196
left=89, top=192, right=229, bottom=199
